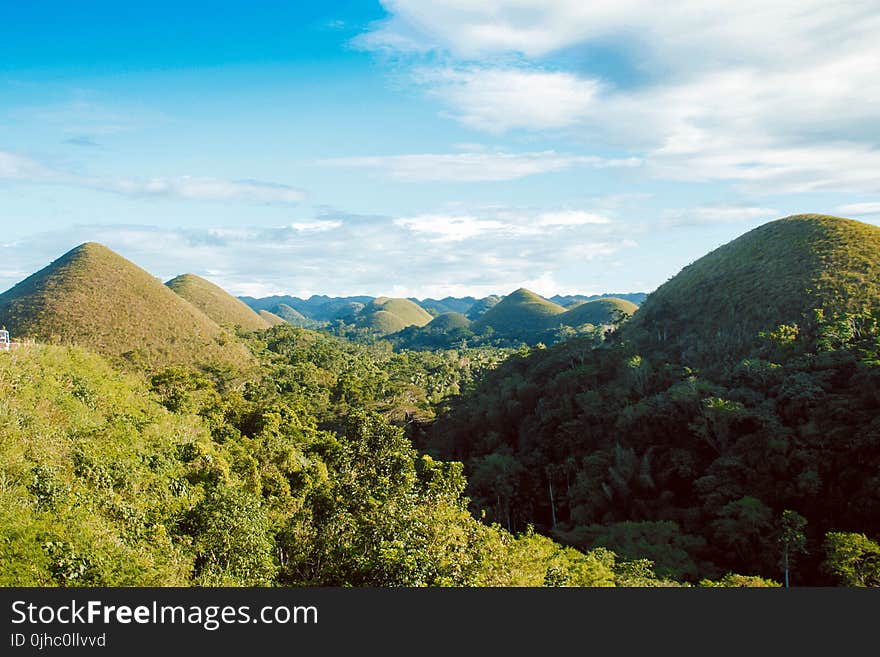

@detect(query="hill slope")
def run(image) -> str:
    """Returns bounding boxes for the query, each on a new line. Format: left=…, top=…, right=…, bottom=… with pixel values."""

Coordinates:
left=426, top=312, right=472, bottom=331
left=274, top=304, right=313, bottom=326
left=625, top=214, right=880, bottom=366
left=466, top=295, right=501, bottom=320
left=166, top=273, right=270, bottom=331
left=430, top=215, right=880, bottom=583
left=553, top=297, right=638, bottom=328
left=259, top=310, right=288, bottom=326
left=551, top=292, right=648, bottom=307
left=0, top=243, right=252, bottom=370
left=357, top=297, right=433, bottom=334
left=472, top=288, right=566, bottom=336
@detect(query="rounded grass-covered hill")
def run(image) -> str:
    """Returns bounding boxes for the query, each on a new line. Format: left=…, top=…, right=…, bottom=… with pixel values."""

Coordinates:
left=472, top=288, right=565, bottom=336
left=426, top=311, right=472, bottom=331
left=0, top=243, right=253, bottom=371
left=166, top=273, right=270, bottom=331
left=259, top=310, right=288, bottom=326
left=554, top=297, right=638, bottom=327
left=275, top=303, right=309, bottom=325
left=357, top=297, right=433, bottom=335
left=624, top=214, right=880, bottom=366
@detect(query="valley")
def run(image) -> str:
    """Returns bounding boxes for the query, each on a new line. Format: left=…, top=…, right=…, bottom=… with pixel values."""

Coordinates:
left=1, top=214, right=878, bottom=587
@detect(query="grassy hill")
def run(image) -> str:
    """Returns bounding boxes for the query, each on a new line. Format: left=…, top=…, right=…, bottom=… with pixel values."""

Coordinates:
left=472, top=288, right=566, bottom=336
left=275, top=304, right=309, bottom=326
left=394, top=291, right=633, bottom=349
left=553, top=297, right=638, bottom=328
left=361, top=309, right=409, bottom=334
left=259, top=310, right=287, bottom=326
left=426, top=312, right=472, bottom=331
left=552, top=292, right=648, bottom=307
left=0, top=243, right=252, bottom=371
left=238, top=295, right=372, bottom=322
left=624, top=214, right=880, bottom=366
left=430, top=215, right=880, bottom=583
left=166, top=273, right=269, bottom=331
left=357, top=297, right=433, bottom=335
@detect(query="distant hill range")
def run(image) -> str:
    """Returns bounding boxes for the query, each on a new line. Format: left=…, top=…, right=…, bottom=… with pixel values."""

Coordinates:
left=239, top=294, right=372, bottom=324
left=241, top=288, right=646, bottom=346
left=551, top=292, right=647, bottom=306
left=394, top=289, right=637, bottom=348
left=0, top=243, right=254, bottom=371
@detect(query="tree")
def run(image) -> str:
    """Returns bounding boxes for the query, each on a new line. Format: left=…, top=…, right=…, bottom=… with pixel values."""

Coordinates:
left=186, top=486, right=277, bottom=586
left=778, top=510, right=807, bottom=587
left=711, top=496, right=774, bottom=574
left=822, top=532, right=880, bottom=587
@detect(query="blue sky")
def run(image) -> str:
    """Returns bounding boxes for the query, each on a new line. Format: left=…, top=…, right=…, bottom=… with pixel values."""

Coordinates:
left=2, top=1, right=879, bottom=299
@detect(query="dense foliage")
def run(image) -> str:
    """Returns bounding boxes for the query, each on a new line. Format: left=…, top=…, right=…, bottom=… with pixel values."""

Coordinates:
left=429, top=306, right=880, bottom=585
left=4, top=215, right=877, bottom=587
left=1, top=332, right=693, bottom=587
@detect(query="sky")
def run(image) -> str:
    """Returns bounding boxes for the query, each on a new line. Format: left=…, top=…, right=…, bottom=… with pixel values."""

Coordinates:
left=2, top=1, right=880, bottom=299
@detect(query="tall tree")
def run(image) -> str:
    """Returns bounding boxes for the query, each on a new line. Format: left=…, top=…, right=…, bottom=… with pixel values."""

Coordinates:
left=778, top=510, right=807, bottom=588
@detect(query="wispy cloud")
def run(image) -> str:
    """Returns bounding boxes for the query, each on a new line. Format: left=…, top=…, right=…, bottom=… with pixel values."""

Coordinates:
left=21, top=98, right=161, bottom=136
left=414, top=67, right=601, bottom=132
left=393, top=214, right=514, bottom=241
left=91, top=176, right=305, bottom=204
left=360, top=1, right=878, bottom=66
left=320, top=150, right=639, bottom=182
left=658, top=205, right=779, bottom=227
left=537, top=211, right=611, bottom=226
left=0, top=205, right=637, bottom=299
left=836, top=202, right=880, bottom=216
left=0, top=150, right=305, bottom=205
left=287, top=220, right=343, bottom=232
left=64, top=136, right=101, bottom=148
left=0, top=151, right=61, bottom=181
left=360, top=2, right=880, bottom=195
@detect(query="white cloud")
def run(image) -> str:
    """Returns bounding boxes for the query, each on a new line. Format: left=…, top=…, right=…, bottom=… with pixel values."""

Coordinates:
left=519, top=271, right=562, bottom=298
left=559, top=241, right=632, bottom=261
left=1, top=206, right=644, bottom=300
left=836, top=202, right=880, bottom=216
left=393, top=206, right=620, bottom=242
left=362, top=2, right=880, bottom=194
left=0, top=151, right=60, bottom=181
left=537, top=211, right=611, bottom=226
left=288, top=220, right=343, bottom=232
left=415, top=67, right=601, bottom=132
left=320, top=150, right=639, bottom=182
left=0, top=150, right=305, bottom=204
left=393, top=214, right=510, bottom=241
left=683, top=206, right=778, bottom=224
left=362, top=1, right=878, bottom=64
left=94, top=176, right=306, bottom=204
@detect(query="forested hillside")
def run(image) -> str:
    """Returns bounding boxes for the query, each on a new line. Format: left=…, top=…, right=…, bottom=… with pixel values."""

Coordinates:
left=2, top=215, right=878, bottom=588
left=1, top=334, right=697, bottom=587
left=428, top=215, right=880, bottom=585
